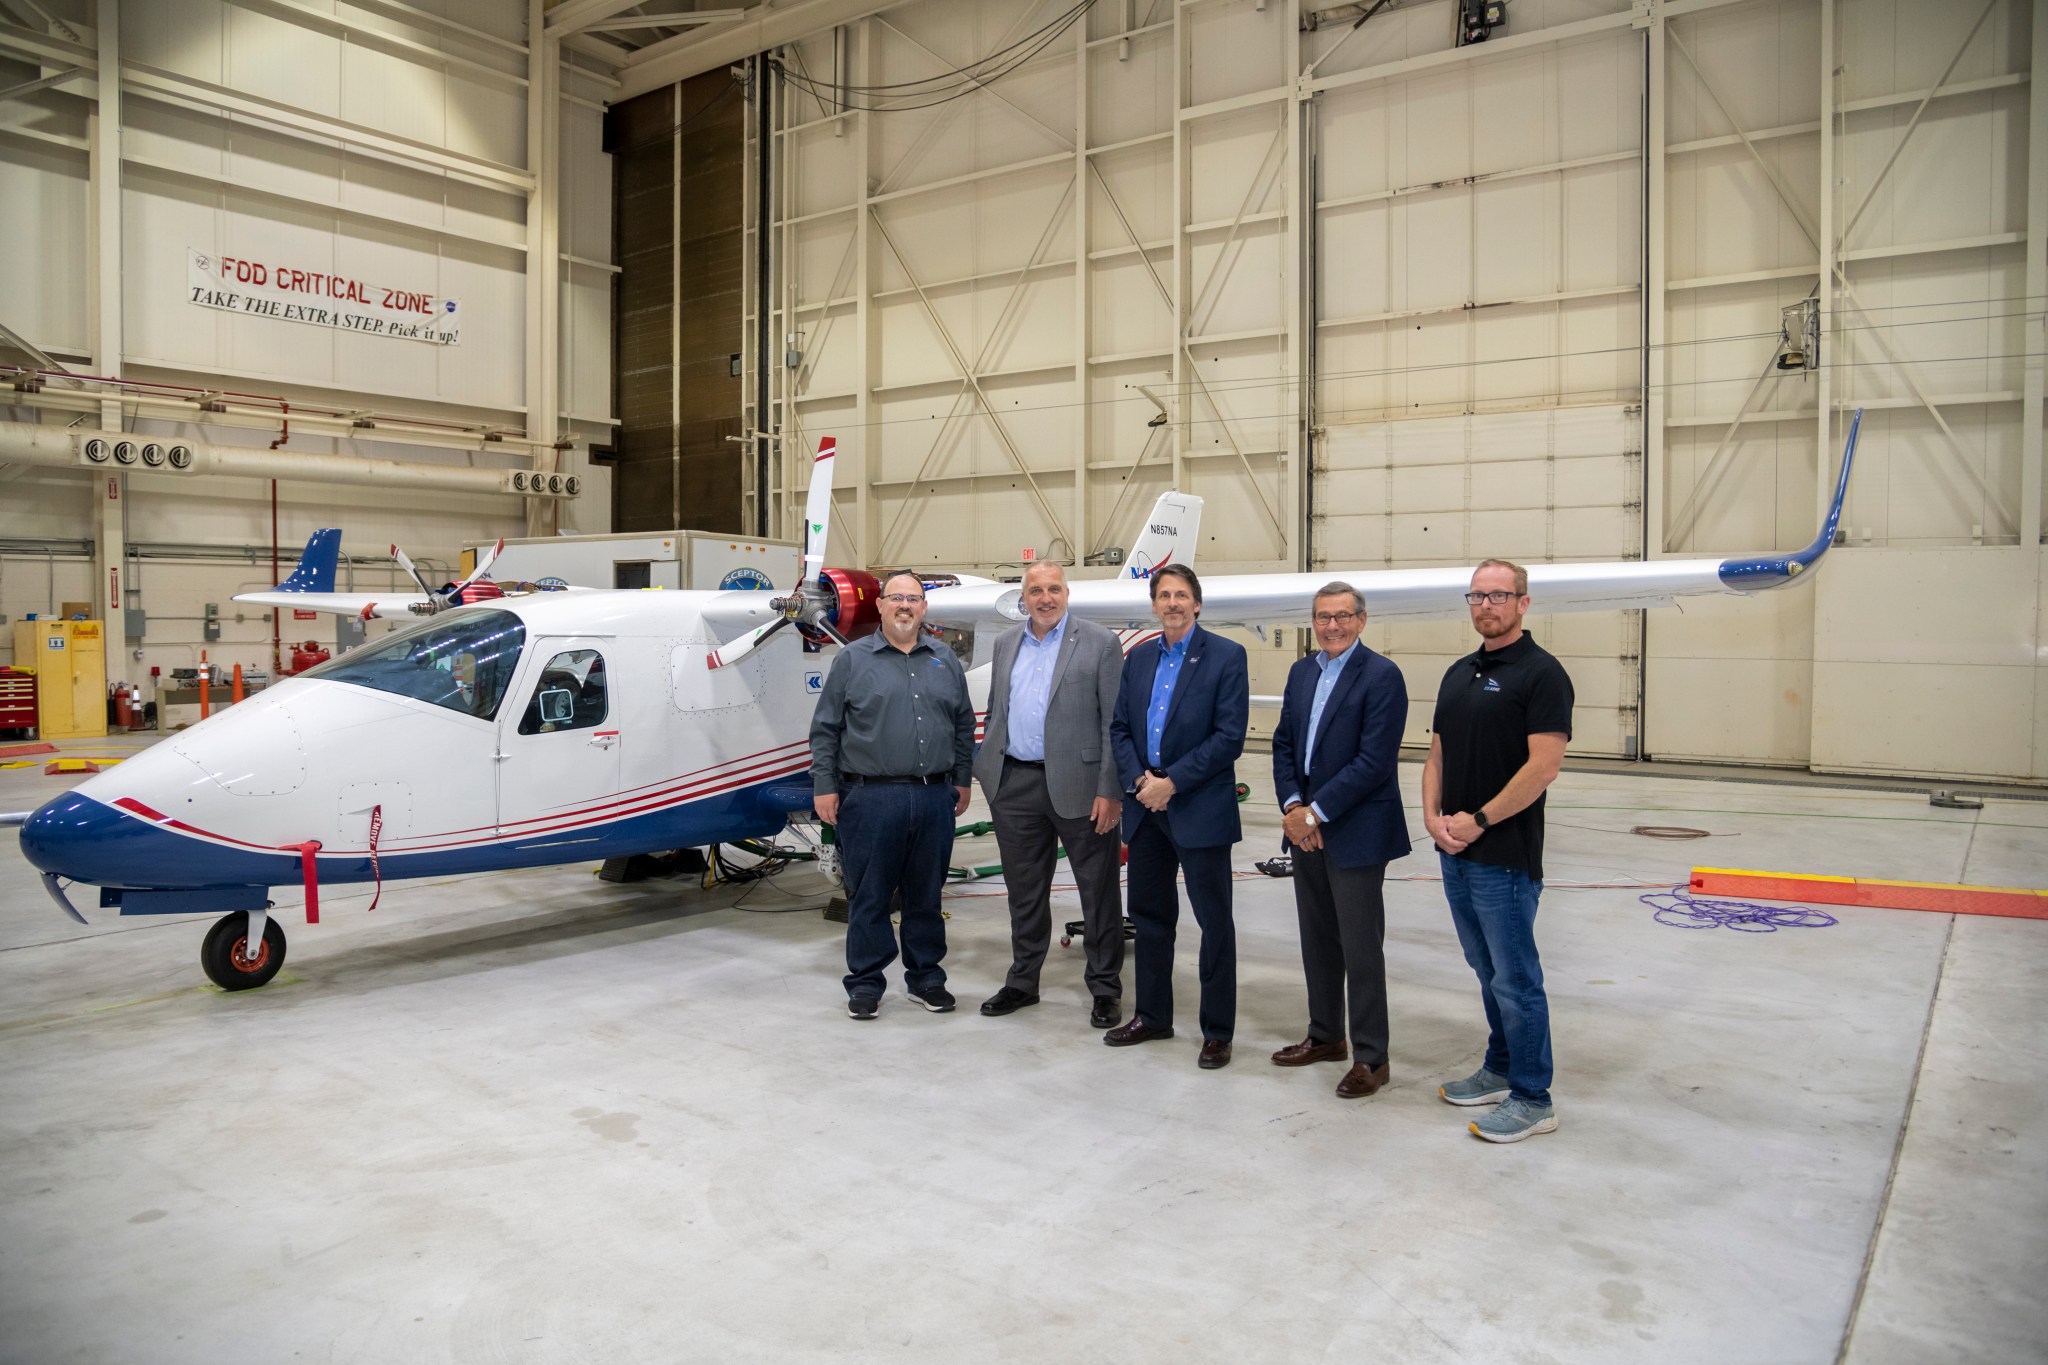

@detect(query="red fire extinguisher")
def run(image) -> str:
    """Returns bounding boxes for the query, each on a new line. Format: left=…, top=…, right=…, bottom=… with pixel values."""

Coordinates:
left=290, top=640, right=331, bottom=674
left=112, top=682, right=134, bottom=730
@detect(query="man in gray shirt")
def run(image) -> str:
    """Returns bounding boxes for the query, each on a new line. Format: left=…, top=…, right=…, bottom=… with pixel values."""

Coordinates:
left=810, top=571, right=975, bottom=1020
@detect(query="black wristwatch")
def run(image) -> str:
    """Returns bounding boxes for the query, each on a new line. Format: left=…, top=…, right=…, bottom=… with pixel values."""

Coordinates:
left=1473, top=808, right=1492, bottom=831
left=1147, top=766, right=1169, bottom=780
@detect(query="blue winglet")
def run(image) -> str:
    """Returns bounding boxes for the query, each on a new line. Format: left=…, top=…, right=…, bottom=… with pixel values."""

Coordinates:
left=1716, top=408, right=1861, bottom=590
left=276, top=529, right=342, bottom=593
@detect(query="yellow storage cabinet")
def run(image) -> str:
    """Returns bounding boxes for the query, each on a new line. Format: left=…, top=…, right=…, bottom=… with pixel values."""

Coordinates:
left=12, top=620, right=108, bottom=739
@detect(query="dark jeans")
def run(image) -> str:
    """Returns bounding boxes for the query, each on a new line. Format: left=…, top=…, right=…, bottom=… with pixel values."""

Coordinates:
left=1126, top=811, right=1235, bottom=1042
left=838, top=781, right=956, bottom=1001
left=1440, top=853, right=1551, bottom=1105
left=1291, top=848, right=1389, bottom=1067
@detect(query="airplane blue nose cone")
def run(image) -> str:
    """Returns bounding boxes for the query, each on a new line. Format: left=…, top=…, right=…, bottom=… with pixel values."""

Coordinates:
left=19, top=792, right=145, bottom=885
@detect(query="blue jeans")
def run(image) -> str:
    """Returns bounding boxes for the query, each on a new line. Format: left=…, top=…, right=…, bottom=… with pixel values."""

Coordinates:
left=837, top=781, right=956, bottom=1000
left=1440, top=854, right=1551, bottom=1105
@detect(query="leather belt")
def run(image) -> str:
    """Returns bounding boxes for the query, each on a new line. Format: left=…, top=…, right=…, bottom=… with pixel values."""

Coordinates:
left=839, top=772, right=952, bottom=785
left=1004, top=757, right=1045, bottom=767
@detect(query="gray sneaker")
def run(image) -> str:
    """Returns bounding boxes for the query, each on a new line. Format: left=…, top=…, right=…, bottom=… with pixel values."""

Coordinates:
left=1469, top=1095, right=1558, bottom=1143
left=1438, top=1066, right=1511, bottom=1107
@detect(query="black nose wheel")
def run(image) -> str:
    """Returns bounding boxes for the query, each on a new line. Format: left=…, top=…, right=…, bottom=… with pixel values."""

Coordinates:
left=200, top=911, right=287, bottom=991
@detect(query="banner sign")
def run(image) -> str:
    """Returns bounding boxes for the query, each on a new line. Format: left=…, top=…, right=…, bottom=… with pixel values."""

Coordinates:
left=187, top=249, right=461, bottom=345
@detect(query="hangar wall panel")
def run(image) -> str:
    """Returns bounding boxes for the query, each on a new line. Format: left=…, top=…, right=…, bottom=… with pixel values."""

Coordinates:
left=0, top=2, right=615, bottom=680
left=753, top=0, right=2041, bottom=780
left=1321, top=405, right=1643, bottom=757
left=1811, top=547, right=2048, bottom=780
left=1648, top=0, right=2041, bottom=770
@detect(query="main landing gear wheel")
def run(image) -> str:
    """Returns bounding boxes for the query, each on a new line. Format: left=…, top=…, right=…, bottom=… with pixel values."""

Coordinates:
left=200, top=911, right=286, bottom=991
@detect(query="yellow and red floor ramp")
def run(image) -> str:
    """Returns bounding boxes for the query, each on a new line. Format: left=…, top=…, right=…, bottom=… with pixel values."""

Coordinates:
left=1691, top=866, right=2048, bottom=921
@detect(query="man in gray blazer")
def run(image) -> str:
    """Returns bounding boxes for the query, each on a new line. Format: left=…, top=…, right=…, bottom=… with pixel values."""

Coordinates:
left=974, top=561, right=1128, bottom=1027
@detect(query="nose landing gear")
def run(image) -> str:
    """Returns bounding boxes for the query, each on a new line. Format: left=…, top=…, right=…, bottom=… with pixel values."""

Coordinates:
left=200, top=910, right=287, bottom=991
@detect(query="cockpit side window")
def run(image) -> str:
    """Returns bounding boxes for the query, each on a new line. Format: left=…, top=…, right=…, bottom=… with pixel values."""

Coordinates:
left=517, top=649, right=609, bottom=735
left=301, top=609, right=526, bottom=720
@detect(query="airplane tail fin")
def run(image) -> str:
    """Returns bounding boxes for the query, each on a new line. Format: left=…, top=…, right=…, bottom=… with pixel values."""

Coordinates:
left=275, top=529, right=342, bottom=594
left=1123, top=492, right=1202, bottom=580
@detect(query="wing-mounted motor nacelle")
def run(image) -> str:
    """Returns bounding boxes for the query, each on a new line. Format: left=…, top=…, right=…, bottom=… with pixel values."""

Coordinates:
left=803, top=567, right=881, bottom=645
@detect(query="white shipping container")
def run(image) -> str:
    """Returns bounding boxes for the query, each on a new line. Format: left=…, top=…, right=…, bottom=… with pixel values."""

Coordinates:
left=463, top=531, right=799, bottom=594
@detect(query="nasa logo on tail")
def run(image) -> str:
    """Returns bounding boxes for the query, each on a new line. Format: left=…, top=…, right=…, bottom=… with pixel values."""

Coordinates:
left=1126, top=554, right=1170, bottom=580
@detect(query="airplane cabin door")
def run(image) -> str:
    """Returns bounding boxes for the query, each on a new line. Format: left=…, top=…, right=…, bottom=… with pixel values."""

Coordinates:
left=496, top=636, right=623, bottom=852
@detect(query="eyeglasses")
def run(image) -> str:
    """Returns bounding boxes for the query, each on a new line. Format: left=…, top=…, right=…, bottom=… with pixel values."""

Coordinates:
left=880, top=593, right=926, bottom=605
left=1464, top=590, right=1519, bottom=606
left=1312, top=611, right=1359, bottom=626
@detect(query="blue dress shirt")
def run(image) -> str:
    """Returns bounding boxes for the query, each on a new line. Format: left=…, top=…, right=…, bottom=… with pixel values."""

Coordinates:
left=1144, top=631, right=1191, bottom=767
left=1285, top=639, right=1360, bottom=819
left=1004, top=613, right=1066, bottom=761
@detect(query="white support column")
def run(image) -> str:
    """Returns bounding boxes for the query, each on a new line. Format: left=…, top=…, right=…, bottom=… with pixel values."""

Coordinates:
left=854, top=22, right=873, bottom=564
left=778, top=54, right=797, bottom=539
left=1643, top=2, right=1667, bottom=557
left=2022, top=0, right=2048, bottom=548
left=1283, top=0, right=1305, bottom=572
left=1072, top=4, right=1091, bottom=567
left=525, top=0, right=562, bottom=538
left=1169, top=6, right=1186, bottom=496
left=1815, top=0, right=1836, bottom=527
left=90, top=0, right=124, bottom=684
left=741, top=61, right=758, bottom=538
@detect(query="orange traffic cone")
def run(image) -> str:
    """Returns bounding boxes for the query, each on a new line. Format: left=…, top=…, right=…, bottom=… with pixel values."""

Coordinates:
left=232, top=662, right=245, bottom=705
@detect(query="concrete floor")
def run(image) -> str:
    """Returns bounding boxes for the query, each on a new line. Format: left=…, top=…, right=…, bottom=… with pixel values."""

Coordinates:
left=1, top=735, right=2043, bottom=1364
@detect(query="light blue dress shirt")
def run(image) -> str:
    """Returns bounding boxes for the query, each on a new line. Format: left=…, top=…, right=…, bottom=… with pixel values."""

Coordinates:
left=1144, top=632, right=1191, bottom=768
left=1004, top=613, right=1066, bottom=761
left=1284, top=639, right=1360, bottom=820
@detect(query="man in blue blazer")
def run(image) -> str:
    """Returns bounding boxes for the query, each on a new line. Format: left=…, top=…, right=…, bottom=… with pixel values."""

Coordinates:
left=1270, top=581, right=1411, bottom=1099
left=1105, top=564, right=1250, bottom=1069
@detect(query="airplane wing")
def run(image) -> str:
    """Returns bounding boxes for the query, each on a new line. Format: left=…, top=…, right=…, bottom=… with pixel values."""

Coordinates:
left=929, top=411, right=1860, bottom=631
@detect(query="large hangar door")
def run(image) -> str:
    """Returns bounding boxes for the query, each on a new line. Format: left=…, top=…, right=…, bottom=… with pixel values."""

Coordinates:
left=1316, top=404, right=1645, bottom=758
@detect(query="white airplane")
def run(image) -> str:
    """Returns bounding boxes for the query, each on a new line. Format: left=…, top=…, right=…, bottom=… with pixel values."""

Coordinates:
left=10, top=415, right=1862, bottom=991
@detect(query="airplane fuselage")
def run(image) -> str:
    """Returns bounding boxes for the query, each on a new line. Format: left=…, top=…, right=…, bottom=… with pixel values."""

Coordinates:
left=19, top=589, right=972, bottom=912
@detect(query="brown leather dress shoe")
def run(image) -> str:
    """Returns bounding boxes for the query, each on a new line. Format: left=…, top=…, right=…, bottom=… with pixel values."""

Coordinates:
left=1271, top=1037, right=1349, bottom=1067
left=1198, top=1040, right=1232, bottom=1069
left=1103, top=1017, right=1174, bottom=1047
left=1335, top=1061, right=1391, bottom=1098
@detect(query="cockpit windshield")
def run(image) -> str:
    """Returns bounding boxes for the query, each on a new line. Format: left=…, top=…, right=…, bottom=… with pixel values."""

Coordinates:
left=300, top=609, right=526, bottom=719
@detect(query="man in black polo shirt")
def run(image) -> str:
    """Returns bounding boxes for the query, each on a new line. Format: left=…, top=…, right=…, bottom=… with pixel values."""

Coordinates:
left=1422, top=557, right=1573, bottom=1143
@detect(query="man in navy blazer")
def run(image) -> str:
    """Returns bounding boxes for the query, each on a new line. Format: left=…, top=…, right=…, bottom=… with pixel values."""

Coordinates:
left=1270, top=581, right=1411, bottom=1099
left=1105, top=564, right=1249, bottom=1069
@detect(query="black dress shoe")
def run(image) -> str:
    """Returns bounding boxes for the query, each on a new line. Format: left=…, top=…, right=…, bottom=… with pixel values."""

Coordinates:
left=1103, top=1017, right=1173, bottom=1046
left=1271, top=1037, right=1349, bottom=1067
left=1198, top=1040, right=1233, bottom=1069
left=979, top=986, right=1040, bottom=1017
left=1336, top=1061, right=1391, bottom=1098
left=1090, top=996, right=1122, bottom=1029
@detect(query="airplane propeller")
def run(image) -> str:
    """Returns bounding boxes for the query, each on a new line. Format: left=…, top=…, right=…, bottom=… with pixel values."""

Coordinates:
left=708, top=438, right=847, bottom=668
left=389, top=538, right=505, bottom=615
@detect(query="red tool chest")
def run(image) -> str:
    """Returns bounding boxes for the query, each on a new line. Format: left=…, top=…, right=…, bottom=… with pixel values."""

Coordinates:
left=0, top=667, right=36, bottom=734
